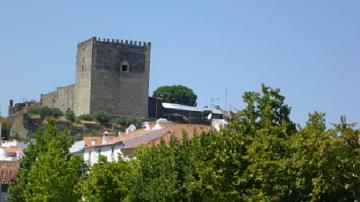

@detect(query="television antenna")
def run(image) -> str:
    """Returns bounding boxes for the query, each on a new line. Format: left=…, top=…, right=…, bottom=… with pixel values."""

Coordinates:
left=210, top=98, right=220, bottom=109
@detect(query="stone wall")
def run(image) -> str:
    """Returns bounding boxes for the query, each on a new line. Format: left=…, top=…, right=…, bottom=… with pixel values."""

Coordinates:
left=40, top=37, right=151, bottom=118
left=89, top=38, right=151, bottom=118
left=73, top=38, right=93, bottom=116
left=40, top=84, right=75, bottom=112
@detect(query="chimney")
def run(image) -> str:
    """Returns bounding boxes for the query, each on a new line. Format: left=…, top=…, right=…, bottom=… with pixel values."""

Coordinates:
left=102, top=131, right=109, bottom=144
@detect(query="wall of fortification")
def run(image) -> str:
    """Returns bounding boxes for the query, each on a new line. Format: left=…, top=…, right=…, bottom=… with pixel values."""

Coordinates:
left=89, top=38, right=151, bottom=118
left=40, top=37, right=151, bottom=118
left=73, top=38, right=93, bottom=116
left=40, top=84, right=75, bottom=112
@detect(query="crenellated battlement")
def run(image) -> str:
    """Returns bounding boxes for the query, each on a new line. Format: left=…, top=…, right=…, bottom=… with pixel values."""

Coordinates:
left=72, top=36, right=151, bottom=117
left=92, top=37, right=151, bottom=48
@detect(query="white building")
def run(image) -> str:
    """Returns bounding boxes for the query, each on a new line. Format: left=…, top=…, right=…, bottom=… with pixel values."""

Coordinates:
left=75, top=122, right=211, bottom=165
left=0, top=140, right=27, bottom=161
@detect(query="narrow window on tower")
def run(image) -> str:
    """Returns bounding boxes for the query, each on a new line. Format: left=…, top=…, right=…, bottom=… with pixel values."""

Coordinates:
left=120, top=61, right=130, bottom=72
left=121, top=64, right=128, bottom=72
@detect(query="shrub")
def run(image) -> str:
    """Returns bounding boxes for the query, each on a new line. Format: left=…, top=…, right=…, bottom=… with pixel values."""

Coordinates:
left=112, top=116, right=142, bottom=128
left=28, top=106, right=63, bottom=120
left=92, top=111, right=112, bottom=125
left=77, top=114, right=94, bottom=122
left=65, top=109, right=76, bottom=122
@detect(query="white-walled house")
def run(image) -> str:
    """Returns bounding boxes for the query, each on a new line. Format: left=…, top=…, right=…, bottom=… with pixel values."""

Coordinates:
left=0, top=140, right=26, bottom=201
left=0, top=140, right=27, bottom=161
left=83, top=140, right=125, bottom=165
left=76, top=122, right=212, bottom=165
left=82, top=128, right=169, bottom=165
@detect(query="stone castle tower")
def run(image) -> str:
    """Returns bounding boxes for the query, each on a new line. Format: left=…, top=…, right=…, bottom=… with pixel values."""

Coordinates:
left=40, top=37, right=151, bottom=118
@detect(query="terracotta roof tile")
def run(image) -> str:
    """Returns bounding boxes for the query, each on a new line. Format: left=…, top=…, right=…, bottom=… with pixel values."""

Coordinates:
left=0, top=147, right=23, bottom=153
left=84, top=122, right=212, bottom=149
left=0, top=161, right=19, bottom=184
left=144, top=123, right=211, bottom=146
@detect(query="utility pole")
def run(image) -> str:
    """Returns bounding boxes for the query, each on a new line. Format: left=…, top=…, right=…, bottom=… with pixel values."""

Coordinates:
left=224, top=86, right=228, bottom=111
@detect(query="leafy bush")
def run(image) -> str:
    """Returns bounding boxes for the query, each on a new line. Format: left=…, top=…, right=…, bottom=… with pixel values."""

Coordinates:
left=112, top=116, right=142, bottom=128
left=0, top=121, right=10, bottom=140
left=65, top=109, right=76, bottom=122
left=77, top=114, right=94, bottom=121
left=92, top=111, right=112, bottom=125
left=28, top=106, right=63, bottom=120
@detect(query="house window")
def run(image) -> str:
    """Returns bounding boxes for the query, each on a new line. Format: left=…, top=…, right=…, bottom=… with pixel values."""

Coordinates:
left=6, top=152, right=16, bottom=158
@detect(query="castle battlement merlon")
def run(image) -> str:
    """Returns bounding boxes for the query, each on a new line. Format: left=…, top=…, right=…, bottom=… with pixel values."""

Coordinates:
left=92, top=37, right=150, bottom=48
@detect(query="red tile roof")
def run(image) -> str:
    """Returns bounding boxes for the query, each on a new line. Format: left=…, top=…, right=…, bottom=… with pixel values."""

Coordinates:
left=0, top=147, right=23, bottom=153
left=144, top=123, right=211, bottom=146
left=0, top=161, right=19, bottom=184
left=83, top=122, right=212, bottom=149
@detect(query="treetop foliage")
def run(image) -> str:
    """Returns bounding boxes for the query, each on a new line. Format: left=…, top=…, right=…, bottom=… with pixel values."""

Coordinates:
left=153, top=85, right=197, bottom=106
left=8, top=119, right=85, bottom=202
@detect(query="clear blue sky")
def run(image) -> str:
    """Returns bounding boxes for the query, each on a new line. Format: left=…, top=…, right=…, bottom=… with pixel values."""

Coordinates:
left=1, top=0, right=359, bottom=126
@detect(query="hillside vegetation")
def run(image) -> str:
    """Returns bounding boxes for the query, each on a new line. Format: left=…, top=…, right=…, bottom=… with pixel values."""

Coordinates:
left=9, top=85, right=360, bottom=201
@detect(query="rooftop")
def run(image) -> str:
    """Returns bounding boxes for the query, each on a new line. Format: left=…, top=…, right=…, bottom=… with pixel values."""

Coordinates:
left=83, top=122, right=211, bottom=149
left=0, top=161, right=19, bottom=184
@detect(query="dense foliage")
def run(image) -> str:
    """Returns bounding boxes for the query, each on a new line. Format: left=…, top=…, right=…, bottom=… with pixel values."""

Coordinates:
left=77, top=113, right=94, bottom=121
left=65, top=109, right=76, bottom=122
left=153, top=85, right=197, bottom=106
left=8, top=119, right=85, bottom=202
left=91, top=111, right=112, bottom=125
left=112, top=116, right=142, bottom=128
left=77, top=156, right=134, bottom=202
left=9, top=85, right=360, bottom=201
left=77, top=112, right=141, bottom=129
left=28, top=106, right=63, bottom=120
left=0, top=119, right=10, bottom=140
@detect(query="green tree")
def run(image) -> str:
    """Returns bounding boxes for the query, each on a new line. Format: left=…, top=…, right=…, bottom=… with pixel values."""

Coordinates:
left=0, top=121, right=10, bottom=140
left=128, top=130, right=250, bottom=201
left=77, top=156, right=134, bottom=202
left=8, top=119, right=84, bottom=202
left=153, top=85, right=197, bottom=106
left=92, top=111, right=112, bottom=125
left=229, top=84, right=296, bottom=137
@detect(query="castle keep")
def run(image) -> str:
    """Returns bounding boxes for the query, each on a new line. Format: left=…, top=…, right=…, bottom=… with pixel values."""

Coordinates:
left=40, top=37, right=151, bottom=118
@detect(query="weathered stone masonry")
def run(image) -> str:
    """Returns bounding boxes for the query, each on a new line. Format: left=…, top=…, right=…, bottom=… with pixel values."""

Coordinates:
left=40, top=37, right=151, bottom=118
